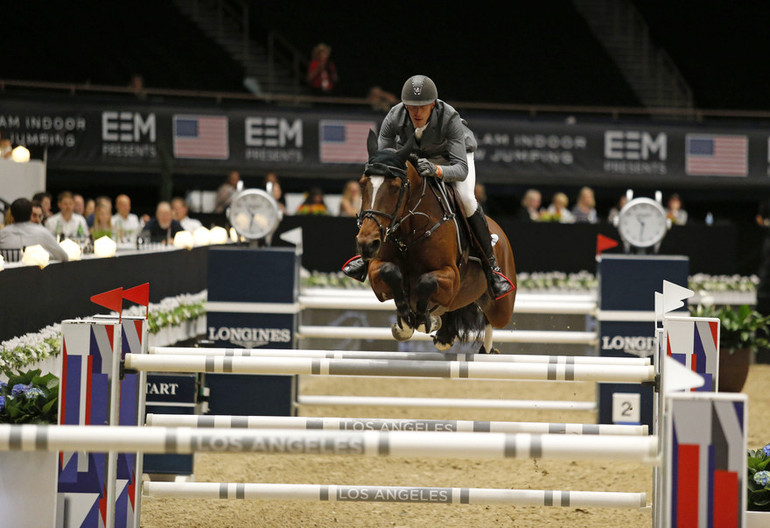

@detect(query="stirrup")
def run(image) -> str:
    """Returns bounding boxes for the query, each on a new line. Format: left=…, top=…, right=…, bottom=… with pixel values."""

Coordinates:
left=341, top=255, right=368, bottom=282
left=488, top=268, right=514, bottom=300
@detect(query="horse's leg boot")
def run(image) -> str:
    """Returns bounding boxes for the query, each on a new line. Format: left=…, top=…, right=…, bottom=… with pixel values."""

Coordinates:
left=341, top=255, right=368, bottom=282
left=467, top=208, right=514, bottom=300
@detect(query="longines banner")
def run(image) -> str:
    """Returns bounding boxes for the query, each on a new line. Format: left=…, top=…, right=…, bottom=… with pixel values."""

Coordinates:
left=2, top=96, right=769, bottom=186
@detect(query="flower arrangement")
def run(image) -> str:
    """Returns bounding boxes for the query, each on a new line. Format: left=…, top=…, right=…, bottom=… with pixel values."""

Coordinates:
left=0, top=369, right=59, bottom=424
left=748, top=444, right=770, bottom=511
left=0, top=291, right=207, bottom=373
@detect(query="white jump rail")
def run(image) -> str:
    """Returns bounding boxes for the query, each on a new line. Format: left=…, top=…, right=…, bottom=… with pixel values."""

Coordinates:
left=149, top=346, right=650, bottom=366
left=146, top=413, right=648, bottom=436
left=124, top=354, right=655, bottom=383
left=143, top=481, right=646, bottom=509
left=295, top=395, right=598, bottom=412
left=297, top=326, right=599, bottom=345
left=0, top=425, right=658, bottom=463
left=299, top=291, right=597, bottom=316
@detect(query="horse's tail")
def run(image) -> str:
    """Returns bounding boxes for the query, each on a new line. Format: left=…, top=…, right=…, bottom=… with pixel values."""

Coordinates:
left=444, top=303, right=487, bottom=342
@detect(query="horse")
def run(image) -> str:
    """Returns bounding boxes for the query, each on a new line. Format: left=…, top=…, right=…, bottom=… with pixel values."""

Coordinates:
left=355, top=131, right=516, bottom=353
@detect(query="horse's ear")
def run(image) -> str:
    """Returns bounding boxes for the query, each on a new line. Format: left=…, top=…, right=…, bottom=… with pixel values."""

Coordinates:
left=366, top=129, right=379, bottom=158
left=396, top=135, right=415, bottom=164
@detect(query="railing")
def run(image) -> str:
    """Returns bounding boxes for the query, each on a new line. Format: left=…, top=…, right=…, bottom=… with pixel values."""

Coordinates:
left=3, top=78, right=770, bottom=122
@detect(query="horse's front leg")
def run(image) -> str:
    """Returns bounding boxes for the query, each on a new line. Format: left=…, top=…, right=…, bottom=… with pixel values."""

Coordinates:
left=414, top=265, right=459, bottom=333
left=377, top=262, right=414, bottom=341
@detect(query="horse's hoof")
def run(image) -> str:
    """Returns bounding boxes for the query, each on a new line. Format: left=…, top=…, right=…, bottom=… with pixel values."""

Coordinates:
left=432, top=335, right=454, bottom=351
left=417, top=315, right=442, bottom=334
left=391, top=322, right=414, bottom=341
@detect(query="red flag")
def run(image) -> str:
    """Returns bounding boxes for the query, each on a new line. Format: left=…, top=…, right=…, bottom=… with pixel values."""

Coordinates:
left=90, top=287, right=124, bottom=313
left=123, top=283, right=150, bottom=307
left=596, top=234, right=619, bottom=256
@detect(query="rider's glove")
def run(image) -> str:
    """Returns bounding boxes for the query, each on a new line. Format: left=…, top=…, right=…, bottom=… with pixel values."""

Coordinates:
left=417, top=158, right=442, bottom=179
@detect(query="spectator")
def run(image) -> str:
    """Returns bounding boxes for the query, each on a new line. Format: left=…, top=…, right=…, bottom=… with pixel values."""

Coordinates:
left=516, top=189, right=543, bottom=222
left=607, top=194, right=628, bottom=225
left=474, top=182, right=488, bottom=208
left=572, top=186, right=598, bottom=223
left=30, top=200, right=44, bottom=224
left=338, top=180, right=361, bottom=218
left=295, top=187, right=329, bottom=215
left=264, top=172, right=286, bottom=214
left=367, top=85, right=398, bottom=112
left=666, top=193, right=688, bottom=225
left=73, top=193, right=86, bottom=217
left=32, top=191, right=52, bottom=221
left=306, top=43, right=338, bottom=95
left=90, top=200, right=114, bottom=240
left=171, top=196, right=203, bottom=232
left=214, top=170, right=241, bottom=214
left=0, top=138, right=12, bottom=159
left=544, top=192, right=575, bottom=223
left=112, top=194, right=142, bottom=245
left=141, top=201, right=184, bottom=243
left=45, top=190, right=89, bottom=239
left=84, top=197, right=96, bottom=220
left=86, top=195, right=111, bottom=228
left=0, top=198, right=68, bottom=261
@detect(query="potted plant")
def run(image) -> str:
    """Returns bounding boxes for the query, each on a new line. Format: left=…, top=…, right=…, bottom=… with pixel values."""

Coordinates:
left=0, top=368, right=59, bottom=424
left=748, top=444, right=770, bottom=526
left=689, top=304, right=770, bottom=392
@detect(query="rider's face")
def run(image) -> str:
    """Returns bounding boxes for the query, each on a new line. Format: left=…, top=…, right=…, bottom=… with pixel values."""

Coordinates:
left=405, top=102, right=435, bottom=129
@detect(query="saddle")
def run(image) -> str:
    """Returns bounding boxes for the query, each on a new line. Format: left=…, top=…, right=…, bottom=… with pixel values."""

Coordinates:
left=425, top=177, right=483, bottom=270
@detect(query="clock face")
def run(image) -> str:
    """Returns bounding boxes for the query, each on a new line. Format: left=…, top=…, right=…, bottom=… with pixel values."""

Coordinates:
left=227, top=189, right=282, bottom=240
left=616, top=198, right=668, bottom=248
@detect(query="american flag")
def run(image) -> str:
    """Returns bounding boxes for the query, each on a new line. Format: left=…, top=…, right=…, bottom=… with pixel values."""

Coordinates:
left=319, top=120, right=376, bottom=163
left=173, top=115, right=229, bottom=159
left=685, top=134, right=748, bottom=176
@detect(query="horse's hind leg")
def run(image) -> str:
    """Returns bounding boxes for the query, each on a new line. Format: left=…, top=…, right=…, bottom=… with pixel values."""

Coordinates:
left=433, top=314, right=456, bottom=350
left=379, top=262, right=414, bottom=341
left=415, top=273, right=441, bottom=334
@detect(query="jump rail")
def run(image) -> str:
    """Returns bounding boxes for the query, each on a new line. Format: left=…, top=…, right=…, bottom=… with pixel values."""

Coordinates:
left=143, top=481, right=646, bottom=509
left=297, top=326, right=599, bottom=345
left=0, top=425, right=658, bottom=462
left=146, top=414, right=648, bottom=436
left=148, top=346, right=650, bottom=366
left=295, top=395, right=598, bottom=411
left=124, top=354, right=654, bottom=383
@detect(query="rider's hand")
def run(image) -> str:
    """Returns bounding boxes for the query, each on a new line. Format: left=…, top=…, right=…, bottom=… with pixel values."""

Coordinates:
left=417, top=158, right=442, bottom=179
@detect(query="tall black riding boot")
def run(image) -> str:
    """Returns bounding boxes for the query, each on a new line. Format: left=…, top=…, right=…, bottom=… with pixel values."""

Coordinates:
left=342, top=255, right=369, bottom=282
left=467, top=208, right=514, bottom=300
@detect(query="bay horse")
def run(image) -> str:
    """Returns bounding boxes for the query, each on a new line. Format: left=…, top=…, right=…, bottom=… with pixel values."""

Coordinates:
left=355, top=131, right=516, bottom=353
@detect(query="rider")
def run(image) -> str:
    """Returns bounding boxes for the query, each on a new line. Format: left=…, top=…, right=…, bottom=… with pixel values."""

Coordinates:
left=342, top=74, right=514, bottom=300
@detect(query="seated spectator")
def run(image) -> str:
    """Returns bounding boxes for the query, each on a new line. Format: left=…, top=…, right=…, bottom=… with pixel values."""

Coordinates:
left=214, top=170, right=241, bottom=214
left=73, top=193, right=86, bottom=217
left=295, top=187, right=329, bottom=215
left=32, top=191, right=52, bottom=221
left=572, top=186, right=598, bottom=223
left=264, top=172, right=286, bottom=214
left=86, top=195, right=111, bottom=227
left=666, top=193, right=688, bottom=225
left=112, top=194, right=142, bottom=245
left=515, top=189, right=543, bottom=222
left=90, top=200, right=114, bottom=240
left=367, top=85, right=398, bottom=112
left=0, top=198, right=68, bottom=261
left=84, top=197, right=96, bottom=220
left=30, top=200, right=44, bottom=224
left=141, top=201, right=184, bottom=243
left=0, top=138, right=12, bottom=159
left=338, top=180, right=361, bottom=218
left=543, top=192, right=575, bottom=223
left=45, top=190, right=89, bottom=239
left=607, top=194, right=627, bottom=225
left=171, top=196, right=203, bottom=232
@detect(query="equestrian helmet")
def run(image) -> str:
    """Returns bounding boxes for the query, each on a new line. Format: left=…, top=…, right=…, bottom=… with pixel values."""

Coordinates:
left=401, top=75, right=438, bottom=106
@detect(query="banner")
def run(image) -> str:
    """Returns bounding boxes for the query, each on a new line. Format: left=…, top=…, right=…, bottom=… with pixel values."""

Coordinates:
left=1, top=95, right=769, bottom=188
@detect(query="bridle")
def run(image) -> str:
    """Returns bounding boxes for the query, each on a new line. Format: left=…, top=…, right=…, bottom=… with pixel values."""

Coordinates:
left=358, top=159, right=452, bottom=254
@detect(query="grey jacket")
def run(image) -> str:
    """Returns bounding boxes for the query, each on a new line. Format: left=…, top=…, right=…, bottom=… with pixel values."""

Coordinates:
left=377, top=100, right=477, bottom=183
left=0, top=221, right=69, bottom=261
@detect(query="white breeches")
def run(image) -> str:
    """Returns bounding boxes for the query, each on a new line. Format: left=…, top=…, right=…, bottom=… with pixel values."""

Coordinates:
left=454, top=152, right=478, bottom=216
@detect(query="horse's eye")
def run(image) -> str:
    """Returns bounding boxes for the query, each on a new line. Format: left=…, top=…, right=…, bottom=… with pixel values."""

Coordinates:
left=389, top=177, right=401, bottom=188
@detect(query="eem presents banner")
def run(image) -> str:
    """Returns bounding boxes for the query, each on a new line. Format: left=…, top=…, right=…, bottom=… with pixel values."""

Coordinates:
left=2, top=96, right=770, bottom=186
